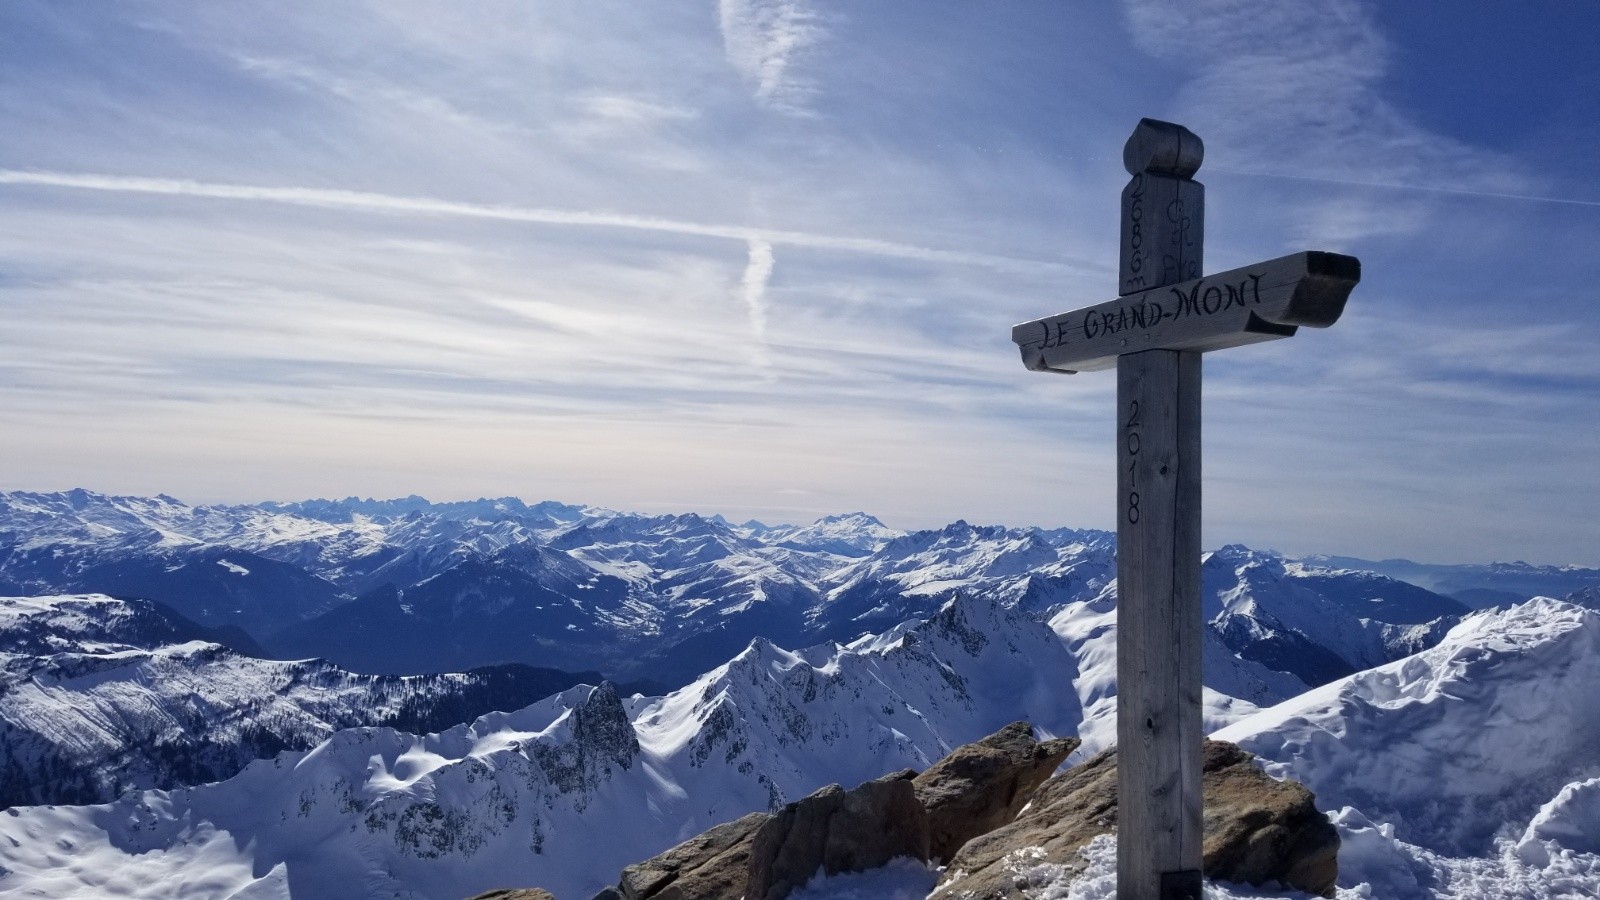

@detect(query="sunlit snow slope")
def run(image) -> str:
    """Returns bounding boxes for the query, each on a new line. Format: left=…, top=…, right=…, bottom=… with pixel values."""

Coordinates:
left=0, top=594, right=601, bottom=807
left=1213, top=597, right=1600, bottom=898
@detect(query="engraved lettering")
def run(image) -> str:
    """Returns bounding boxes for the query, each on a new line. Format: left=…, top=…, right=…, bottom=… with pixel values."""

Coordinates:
left=1130, top=303, right=1149, bottom=330
left=1172, top=281, right=1201, bottom=318
left=1224, top=282, right=1244, bottom=311
left=1127, top=174, right=1146, bottom=277
left=1125, top=397, right=1142, bottom=525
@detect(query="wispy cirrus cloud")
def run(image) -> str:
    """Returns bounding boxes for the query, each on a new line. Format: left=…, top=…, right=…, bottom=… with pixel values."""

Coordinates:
left=1122, top=0, right=1516, bottom=183
left=0, top=170, right=1080, bottom=275
left=717, top=0, right=825, bottom=114
left=1120, top=0, right=1528, bottom=246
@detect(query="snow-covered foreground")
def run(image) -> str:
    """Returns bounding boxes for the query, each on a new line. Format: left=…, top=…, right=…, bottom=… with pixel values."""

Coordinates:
left=2, top=597, right=1597, bottom=898
left=810, top=599, right=1600, bottom=900
left=1210, top=597, right=1600, bottom=898
left=0, top=585, right=1299, bottom=900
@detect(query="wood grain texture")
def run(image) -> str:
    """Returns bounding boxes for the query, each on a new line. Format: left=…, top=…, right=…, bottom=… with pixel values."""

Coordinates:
left=1013, top=251, right=1360, bottom=374
left=1123, top=118, right=1204, bottom=179
left=1116, top=348, right=1204, bottom=900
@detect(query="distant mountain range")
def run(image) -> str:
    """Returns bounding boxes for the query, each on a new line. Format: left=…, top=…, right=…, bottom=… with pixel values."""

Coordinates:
left=1299, top=553, right=1600, bottom=609
left=1, top=489, right=1533, bottom=693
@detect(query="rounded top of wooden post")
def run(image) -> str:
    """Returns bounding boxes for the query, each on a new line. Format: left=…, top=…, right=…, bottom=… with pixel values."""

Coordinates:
left=1123, top=118, right=1203, bottom=178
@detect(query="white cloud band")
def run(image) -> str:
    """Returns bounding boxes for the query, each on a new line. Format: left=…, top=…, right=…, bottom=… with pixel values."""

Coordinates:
left=0, top=169, right=1078, bottom=275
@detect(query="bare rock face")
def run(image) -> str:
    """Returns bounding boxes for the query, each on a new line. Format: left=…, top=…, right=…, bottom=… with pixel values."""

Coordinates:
left=937, top=744, right=1119, bottom=898
left=938, top=740, right=1338, bottom=898
left=611, top=812, right=771, bottom=900
left=745, top=770, right=931, bottom=900
left=468, top=890, right=556, bottom=900
left=912, top=721, right=1079, bottom=863
left=1201, top=742, right=1339, bottom=895
left=587, top=722, right=1074, bottom=900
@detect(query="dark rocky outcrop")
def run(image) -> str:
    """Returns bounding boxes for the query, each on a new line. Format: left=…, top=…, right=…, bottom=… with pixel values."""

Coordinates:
left=531, top=682, right=641, bottom=804
left=588, top=721, right=1063, bottom=900
left=939, top=739, right=1339, bottom=898
left=935, top=740, right=1118, bottom=898
left=911, top=721, right=1079, bottom=863
left=1200, top=742, right=1340, bottom=894
left=467, top=889, right=556, bottom=900
left=745, top=770, right=930, bottom=900
left=582, top=729, right=1331, bottom=900
left=614, top=812, right=770, bottom=900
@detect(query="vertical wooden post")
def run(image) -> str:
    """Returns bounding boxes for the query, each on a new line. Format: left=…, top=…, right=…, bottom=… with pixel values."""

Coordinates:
left=1118, top=117, right=1205, bottom=900
left=1010, top=117, right=1358, bottom=896
left=1117, top=348, right=1203, bottom=899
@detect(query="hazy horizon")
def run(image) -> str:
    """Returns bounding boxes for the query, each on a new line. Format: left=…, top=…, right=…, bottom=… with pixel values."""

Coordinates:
left=6, top=484, right=1592, bottom=570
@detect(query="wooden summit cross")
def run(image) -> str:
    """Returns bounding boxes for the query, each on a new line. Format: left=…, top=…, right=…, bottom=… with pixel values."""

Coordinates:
left=1011, top=119, right=1360, bottom=900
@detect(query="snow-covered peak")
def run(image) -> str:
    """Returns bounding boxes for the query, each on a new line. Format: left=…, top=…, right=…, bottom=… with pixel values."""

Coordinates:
left=835, top=523, right=1083, bottom=591
left=763, top=511, right=903, bottom=557
left=1567, top=585, right=1600, bottom=609
left=1200, top=546, right=1466, bottom=688
left=0, top=594, right=609, bottom=809
left=1216, top=598, right=1600, bottom=859
left=815, top=523, right=1116, bottom=639
left=641, top=592, right=1085, bottom=770
left=0, top=593, right=183, bottom=654
left=260, top=495, right=592, bottom=526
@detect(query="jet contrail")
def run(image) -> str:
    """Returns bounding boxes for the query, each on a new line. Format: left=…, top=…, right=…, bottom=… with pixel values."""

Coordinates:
left=0, top=170, right=1095, bottom=274
left=739, top=238, right=776, bottom=342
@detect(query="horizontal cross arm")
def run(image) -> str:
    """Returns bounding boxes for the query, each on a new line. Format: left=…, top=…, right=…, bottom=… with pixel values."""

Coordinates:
left=1012, top=251, right=1360, bottom=374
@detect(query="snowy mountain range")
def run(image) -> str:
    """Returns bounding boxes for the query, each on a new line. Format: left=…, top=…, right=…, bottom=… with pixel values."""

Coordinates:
left=2, top=591, right=1596, bottom=898
left=1298, top=553, right=1600, bottom=610
left=0, top=489, right=1592, bottom=897
left=0, top=594, right=1094, bottom=898
left=0, top=490, right=1474, bottom=692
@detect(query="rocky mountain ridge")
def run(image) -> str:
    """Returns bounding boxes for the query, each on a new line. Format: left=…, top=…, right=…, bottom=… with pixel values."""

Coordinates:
left=0, top=593, right=613, bottom=808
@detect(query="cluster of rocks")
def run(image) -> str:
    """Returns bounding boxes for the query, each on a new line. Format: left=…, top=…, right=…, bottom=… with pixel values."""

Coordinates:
left=472, top=722, right=1338, bottom=900
left=938, top=740, right=1338, bottom=898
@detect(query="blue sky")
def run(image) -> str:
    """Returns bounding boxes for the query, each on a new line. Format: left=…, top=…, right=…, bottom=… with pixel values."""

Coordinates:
left=1, top=0, right=1597, bottom=565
